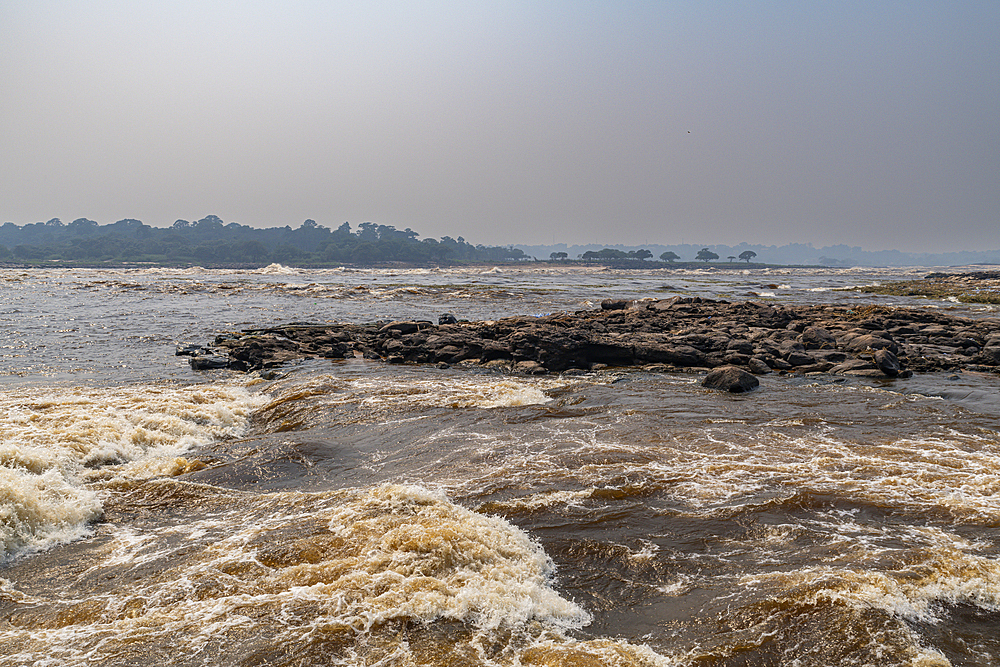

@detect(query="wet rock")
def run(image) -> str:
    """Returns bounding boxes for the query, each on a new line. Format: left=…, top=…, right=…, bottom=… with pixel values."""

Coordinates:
left=438, top=313, right=458, bottom=325
left=702, top=366, right=760, bottom=393
left=188, top=355, right=230, bottom=370
left=874, top=349, right=901, bottom=377
left=197, top=297, right=999, bottom=379
left=513, top=360, right=547, bottom=375
left=830, top=358, right=877, bottom=374
left=748, top=357, right=772, bottom=375
left=977, top=346, right=1000, bottom=365
left=176, top=344, right=211, bottom=357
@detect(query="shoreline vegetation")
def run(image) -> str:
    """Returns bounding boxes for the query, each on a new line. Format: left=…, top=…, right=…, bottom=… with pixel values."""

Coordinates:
left=4, top=215, right=998, bottom=270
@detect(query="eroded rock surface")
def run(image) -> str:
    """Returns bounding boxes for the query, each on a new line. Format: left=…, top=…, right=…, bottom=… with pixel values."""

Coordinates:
left=191, top=298, right=1000, bottom=378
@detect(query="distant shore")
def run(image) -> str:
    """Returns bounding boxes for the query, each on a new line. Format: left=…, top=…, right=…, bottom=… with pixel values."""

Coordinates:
left=0, top=259, right=818, bottom=270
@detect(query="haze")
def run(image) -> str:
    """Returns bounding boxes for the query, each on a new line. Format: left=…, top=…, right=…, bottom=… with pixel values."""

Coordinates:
left=2, top=1, right=997, bottom=254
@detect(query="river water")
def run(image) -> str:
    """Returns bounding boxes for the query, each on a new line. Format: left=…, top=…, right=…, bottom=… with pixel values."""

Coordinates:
left=1, top=264, right=999, bottom=666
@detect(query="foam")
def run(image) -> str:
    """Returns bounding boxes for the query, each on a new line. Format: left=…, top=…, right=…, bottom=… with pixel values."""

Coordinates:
left=0, top=382, right=265, bottom=558
left=0, top=483, right=680, bottom=666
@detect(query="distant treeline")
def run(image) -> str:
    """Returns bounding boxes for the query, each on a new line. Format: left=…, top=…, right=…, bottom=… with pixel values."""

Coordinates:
left=0, top=216, right=528, bottom=265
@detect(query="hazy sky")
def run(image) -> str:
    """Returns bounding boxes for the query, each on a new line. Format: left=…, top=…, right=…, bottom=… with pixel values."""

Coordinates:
left=2, top=1, right=998, bottom=252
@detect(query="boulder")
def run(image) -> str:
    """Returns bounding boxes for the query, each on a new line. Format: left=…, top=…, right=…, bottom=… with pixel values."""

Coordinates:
left=798, top=326, right=837, bottom=349
left=846, top=334, right=898, bottom=355
left=513, top=360, right=547, bottom=374
left=702, top=366, right=760, bottom=393
left=785, top=350, right=815, bottom=367
left=726, top=339, right=754, bottom=355
left=874, top=349, right=901, bottom=377
left=977, top=346, right=1000, bottom=365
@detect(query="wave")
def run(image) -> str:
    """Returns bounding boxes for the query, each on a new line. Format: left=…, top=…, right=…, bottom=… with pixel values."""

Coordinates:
left=0, top=381, right=265, bottom=559
left=0, top=481, right=674, bottom=666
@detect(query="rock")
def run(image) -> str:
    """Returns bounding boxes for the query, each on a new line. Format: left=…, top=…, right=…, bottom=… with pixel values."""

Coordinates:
left=634, top=343, right=705, bottom=367
left=439, top=313, right=458, bottom=325
left=844, top=368, right=893, bottom=378
left=702, top=366, right=760, bottom=393
left=809, top=349, right=848, bottom=363
left=846, top=334, right=898, bottom=355
left=513, top=360, right=547, bottom=375
left=799, top=326, right=837, bottom=349
left=726, top=339, right=754, bottom=355
left=829, top=359, right=877, bottom=374
left=379, top=321, right=425, bottom=335
left=874, top=349, right=901, bottom=377
left=748, top=357, right=772, bottom=375
left=189, top=355, right=230, bottom=370
left=978, top=346, right=1000, bottom=365
left=769, top=357, right=793, bottom=370
left=785, top=350, right=815, bottom=367
left=198, top=298, right=1000, bottom=379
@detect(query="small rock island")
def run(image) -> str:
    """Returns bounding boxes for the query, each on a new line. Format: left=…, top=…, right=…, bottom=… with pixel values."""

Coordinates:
left=185, top=296, right=1000, bottom=380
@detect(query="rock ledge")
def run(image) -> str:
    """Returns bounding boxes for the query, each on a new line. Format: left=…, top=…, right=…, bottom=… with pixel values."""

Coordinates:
left=185, top=297, right=1000, bottom=378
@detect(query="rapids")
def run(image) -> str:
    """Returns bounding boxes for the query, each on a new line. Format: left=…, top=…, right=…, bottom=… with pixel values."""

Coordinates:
left=1, top=265, right=998, bottom=666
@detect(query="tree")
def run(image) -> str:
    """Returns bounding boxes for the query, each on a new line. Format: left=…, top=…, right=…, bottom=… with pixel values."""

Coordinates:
left=728, top=256, right=736, bottom=262
left=357, top=222, right=379, bottom=242
left=739, top=250, right=757, bottom=263
left=696, top=248, right=719, bottom=262
left=550, top=251, right=568, bottom=260
left=634, top=249, right=653, bottom=260
left=659, top=251, right=680, bottom=263
left=69, top=218, right=99, bottom=236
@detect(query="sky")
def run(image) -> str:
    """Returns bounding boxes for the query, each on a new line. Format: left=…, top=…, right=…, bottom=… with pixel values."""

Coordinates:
left=1, top=1, right=998, bottom=253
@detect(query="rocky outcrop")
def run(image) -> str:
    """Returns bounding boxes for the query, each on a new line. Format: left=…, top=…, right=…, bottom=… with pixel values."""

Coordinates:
left=852, top=271, right=1000, bottom=304
left=188, top=297, right=1000, bottom=378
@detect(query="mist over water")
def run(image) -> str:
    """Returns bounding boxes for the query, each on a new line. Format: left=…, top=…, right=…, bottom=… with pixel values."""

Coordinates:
left=1, top=265, right=999, bottom=666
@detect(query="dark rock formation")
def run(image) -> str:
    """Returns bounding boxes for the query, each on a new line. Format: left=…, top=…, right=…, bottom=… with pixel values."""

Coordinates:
left=188, top=297, right=1000, bottom=378
left=703, top=366, right=760, bottom=393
